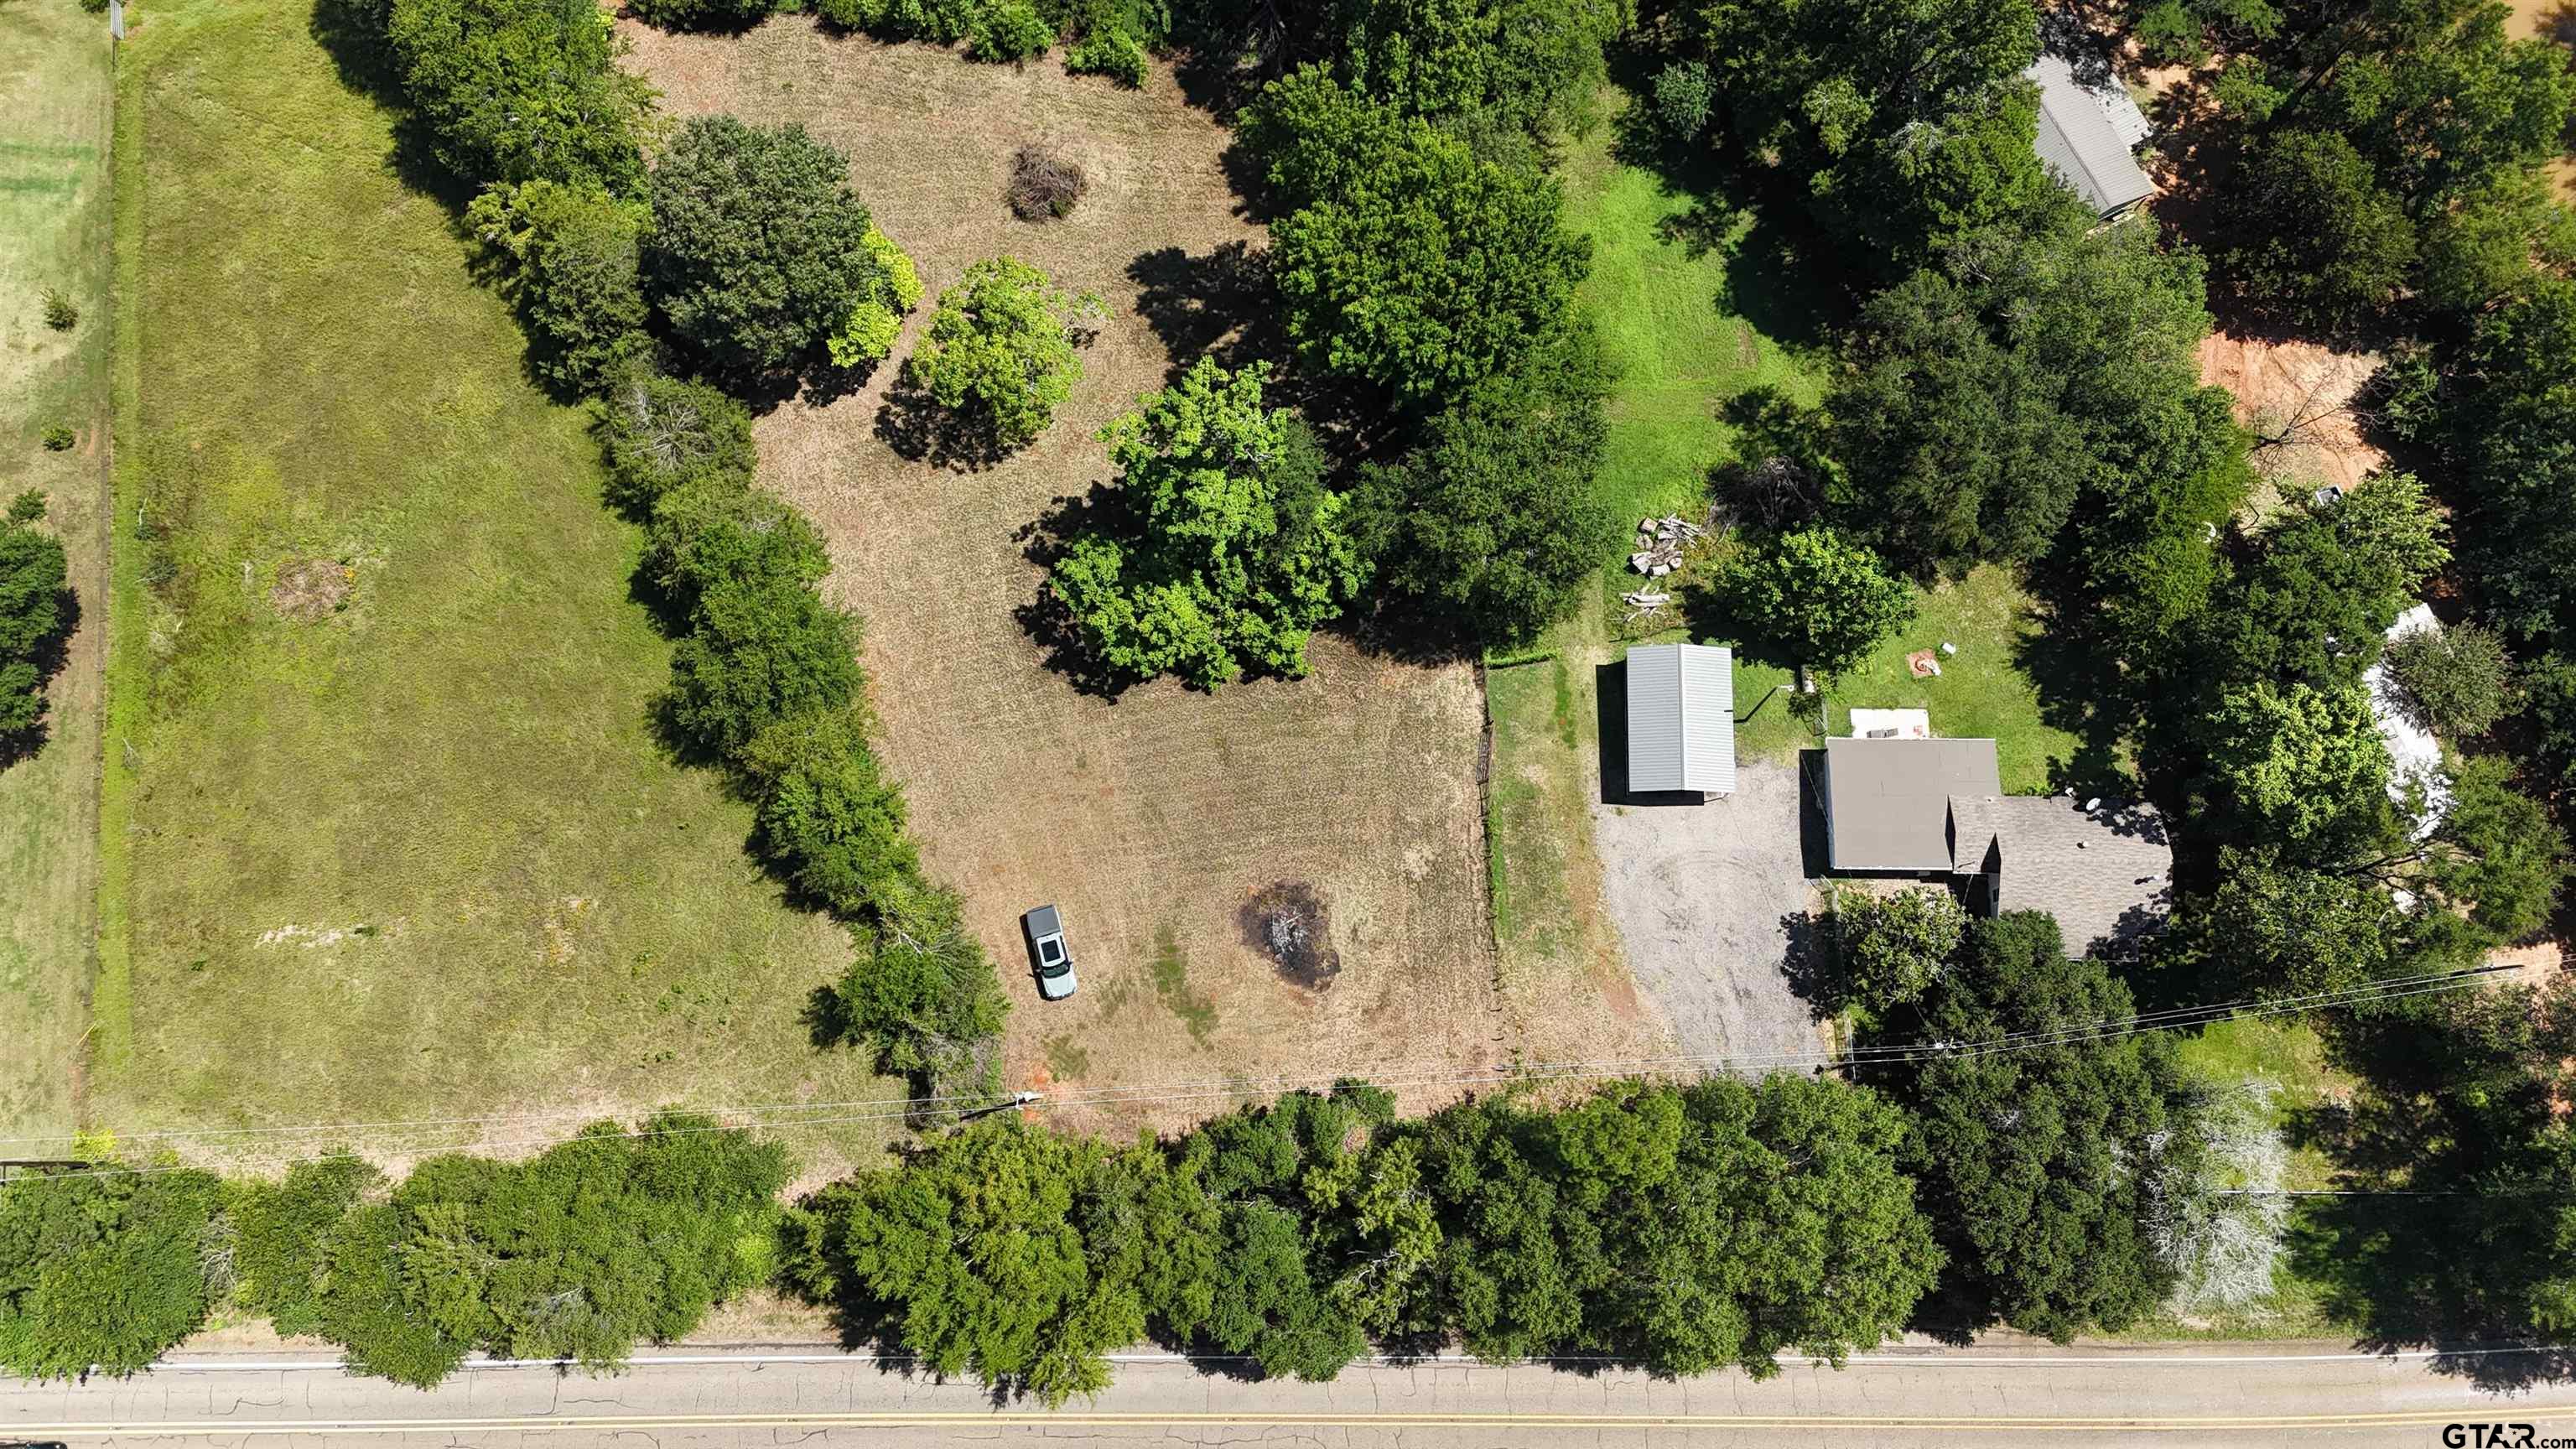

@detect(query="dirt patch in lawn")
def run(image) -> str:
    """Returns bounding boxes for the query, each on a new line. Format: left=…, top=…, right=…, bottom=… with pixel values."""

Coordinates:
left=267, top=557, right=352, bottom=621
left=1239, top=880, right=1343, bottom=991
left=623, top=23, right=1595, bottom=1135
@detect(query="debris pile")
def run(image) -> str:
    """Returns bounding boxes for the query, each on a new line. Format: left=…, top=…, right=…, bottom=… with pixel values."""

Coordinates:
left=1628, top=513, right=1707, bottom=578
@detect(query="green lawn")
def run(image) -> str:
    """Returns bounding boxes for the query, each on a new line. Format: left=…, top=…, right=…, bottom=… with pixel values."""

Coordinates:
left=96, top=0, right=895, bottom=1156
left=0, top=0, right=115, bottom=1137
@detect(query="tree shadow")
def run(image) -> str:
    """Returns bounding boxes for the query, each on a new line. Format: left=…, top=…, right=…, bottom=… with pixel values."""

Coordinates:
left=1777, top=907, right=1845, bottom=1020
left=1125, top=241, right=1280, bottom=385
left=306, top=0, right=480, bottom=211
left=1013, top=481, right=1145, bottom=700
left=874, top=379, right=1009, bottom=471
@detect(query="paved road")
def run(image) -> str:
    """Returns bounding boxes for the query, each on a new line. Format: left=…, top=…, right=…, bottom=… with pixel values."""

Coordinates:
left=9, top=1343, right=2576, bottom=1447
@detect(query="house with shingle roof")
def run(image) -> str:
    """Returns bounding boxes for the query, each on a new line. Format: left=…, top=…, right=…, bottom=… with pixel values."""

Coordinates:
left=1820, top=735, right=2173, bottom=957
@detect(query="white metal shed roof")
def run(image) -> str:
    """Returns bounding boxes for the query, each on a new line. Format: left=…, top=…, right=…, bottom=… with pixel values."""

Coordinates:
left=1626, top=643, right=1736, bottom=795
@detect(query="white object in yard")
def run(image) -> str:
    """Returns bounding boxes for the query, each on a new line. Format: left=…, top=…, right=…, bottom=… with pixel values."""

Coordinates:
left=1846, top=708, right=1931, bottom=740
left=2363, top=603, right=2451, bottom=839
left=1940, top=641, right=1957, bottom=656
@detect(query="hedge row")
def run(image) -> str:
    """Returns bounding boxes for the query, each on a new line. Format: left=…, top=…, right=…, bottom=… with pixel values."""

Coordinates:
left=378, top=0, right=1009, bottom=1098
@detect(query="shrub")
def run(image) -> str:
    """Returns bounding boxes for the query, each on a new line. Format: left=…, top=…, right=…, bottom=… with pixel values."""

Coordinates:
left=739, top=709, right=920, bottom=917
left=901, top=256, right=1099, bottom=451
left=1007, top=146, right=1088, bottom=221
left=39, top=424, right=75, bottom=451
left=465, top=179, right=651, bottom=395
left=39, top=288, right=78, bottom=332
left=1065, top=25, right=1147, bottom=84
left=1651, top=60, right=1713, bottom=139
left=78, top=0, right=110, bottom=15
left=1835, top=887, right=1966, bottom=1013
left=0, top=1168, right=226, bottom=1379
left=969, top=0, right=1055, bottom=59
left=598, top=368, right=758, bottom=512
left=828, top=224, right=922, bottom=369
left=645, top=117, right=898, bottom=378
left=319, top=1117, right=792, bottom=1384
left=233, top=1156, right=381, bottom=1339
left=2385, top=621, right=2515, bottom=739
left=1713, top=527, right=1914, bottom=678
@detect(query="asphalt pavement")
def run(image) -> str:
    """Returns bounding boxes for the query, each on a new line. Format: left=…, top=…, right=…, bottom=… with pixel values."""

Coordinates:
left=9, top=1341, right=2576, bottom=1447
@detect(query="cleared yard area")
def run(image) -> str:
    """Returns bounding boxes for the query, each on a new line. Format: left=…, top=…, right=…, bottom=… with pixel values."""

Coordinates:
left=623, top=24, right=1653, bottom=1127
left=95, top=0, right=892, bottom=1166
left=0, top=0, right=113, bottom=1137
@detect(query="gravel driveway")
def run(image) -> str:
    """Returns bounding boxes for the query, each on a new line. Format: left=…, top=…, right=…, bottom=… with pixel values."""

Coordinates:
left=1589, top=758, right=1833, bottom=1072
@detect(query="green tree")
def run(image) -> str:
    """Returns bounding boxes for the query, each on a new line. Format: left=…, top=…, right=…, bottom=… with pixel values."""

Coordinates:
left=2172, top=846, right=2409, bottom=998
left=799, top=1116, right=1144, bottom=1403
left=1351, top=318, right=1617, bottom=649
left=0, top=1168, right=225, bottom=1379
left=233, top=1156, right=382, bottom=1340
left=2418, top=169, right=2576, bottom=314
left=0, top=511, right=68, bottom=739
left=834, top=883, right=1010, bottom=1102
left=901, top=257, right=1098, bottom=452
left=320, top=1116, right=790, bottom=1386
left=597, top=367, right=759, bottom=512
left=2220, top=130, right=2417, bottom=330
left=1329, top=0, right=1628, bottom=137
left=465, top=179, right=650, bottom=395
left=384, top=0, right=652, bottom=190
left=738, top=709, right=919, bottom=917
left=2202, top=679, right=2391, bottom=849
left=1870, top=913, right=2194, bottom=1340
left=645, top=117, right=901, bottom=378
left=2203, top=472, right=2449, bottom=689
left=1712, top=527, right=1914, bottom=678
left=1048, top=359, right=1364, bottom=689
left=2397, top=756, right=2567, bottom=945
left=652, top=481, right=863, bottom=760
left=2384, top=621, right=2516, bottom=738
left=1268, top=119, right=1587, bottom=401
left=629, top=0, right=771, bottom=27
left=1835, top=887, right=1966, bottom=1013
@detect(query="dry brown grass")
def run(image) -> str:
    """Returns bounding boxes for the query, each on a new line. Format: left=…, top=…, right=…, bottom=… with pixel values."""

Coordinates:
left=622, top=23, right=1573, bottom=1132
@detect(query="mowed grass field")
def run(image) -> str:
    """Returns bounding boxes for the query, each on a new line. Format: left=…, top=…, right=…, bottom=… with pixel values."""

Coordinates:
left=0, top=0, right=114, bottom=1137
left=621, top=23, right=1666, bottom=1128
left=96, top=0, right=894, bottom=1161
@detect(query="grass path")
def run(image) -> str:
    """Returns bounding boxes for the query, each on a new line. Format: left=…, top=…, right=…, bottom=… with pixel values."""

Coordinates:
left=0, top=0, right=115, bottom=1137
left=92, top=0, right=894, bottom=1163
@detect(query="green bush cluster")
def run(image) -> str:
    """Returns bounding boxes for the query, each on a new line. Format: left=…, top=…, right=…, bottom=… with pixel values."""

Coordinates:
left=788, top=1072, right=1941, bottom=1401
left=900, top=256, right=1098, bottom=453
left=0, top=1117, right=786, bottom=1384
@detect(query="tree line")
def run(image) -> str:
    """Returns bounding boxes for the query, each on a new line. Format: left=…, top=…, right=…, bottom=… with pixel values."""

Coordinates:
left=1, top=950, right=2272, bottom=1395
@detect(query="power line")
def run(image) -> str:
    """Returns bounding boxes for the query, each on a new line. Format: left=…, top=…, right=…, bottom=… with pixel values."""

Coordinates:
left=3, top=963, right=2515, bottom=1186
left=0, top=962, right=2511, bottom=1154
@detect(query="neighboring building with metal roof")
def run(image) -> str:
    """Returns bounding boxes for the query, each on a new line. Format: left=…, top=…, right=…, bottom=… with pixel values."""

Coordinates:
left=2025, top=54, right=2156, bottom=218
left=1624, top=643, right=1736, bottom=796
left=1821, top=736, right=2001, bottom=870
left=1821, top=734, right=2174, bottom=955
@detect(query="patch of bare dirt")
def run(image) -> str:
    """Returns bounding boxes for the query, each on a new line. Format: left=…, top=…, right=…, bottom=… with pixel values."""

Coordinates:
left=1239, top=880, right=1342, bottom=990
left=2196, top=331, right=2386, bottom=504
left=621, top=24, right=1585, bottom=1135
left=267, top=557, right=351, bottom=621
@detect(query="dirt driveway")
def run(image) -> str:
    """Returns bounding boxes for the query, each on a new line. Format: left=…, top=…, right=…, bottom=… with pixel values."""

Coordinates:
left=1589, top=758, right=1833, bottom=1072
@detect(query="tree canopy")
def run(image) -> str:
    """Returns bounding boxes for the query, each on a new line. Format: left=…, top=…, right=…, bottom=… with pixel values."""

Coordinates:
left=901, top=257, right=1098, bottom=453
left=1712, top=527, right=1914, bottom=677
left=1047, top=359, right=1366, bottom=689
left=384, top=0, right=652, bottom=191
left=645, top=117, right=903, bottom=379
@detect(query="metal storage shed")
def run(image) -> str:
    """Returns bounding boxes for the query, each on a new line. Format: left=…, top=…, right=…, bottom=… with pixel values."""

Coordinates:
left=1624, top=643, right=1736, bottom=796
